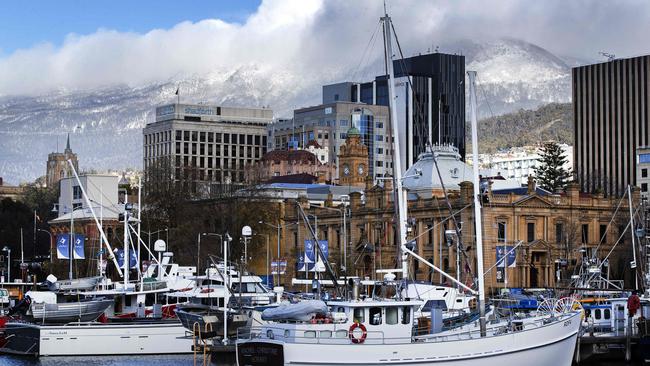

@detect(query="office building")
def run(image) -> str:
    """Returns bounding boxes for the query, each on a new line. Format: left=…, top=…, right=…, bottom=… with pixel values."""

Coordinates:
left=637, top=147, right=650, bottom=201
left=573, top=55, right=650, bottom=196
left=143, top=103, right=272, bottom=194
left=323, top=52, right=466, bottom=169
left=268, top=102, right=392, bottom=180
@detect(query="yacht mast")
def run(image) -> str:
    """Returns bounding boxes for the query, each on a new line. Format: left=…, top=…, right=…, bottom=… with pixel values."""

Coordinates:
left=381, top=12, right=409, bottom=280
left=468, top=71, right=487, bottom=336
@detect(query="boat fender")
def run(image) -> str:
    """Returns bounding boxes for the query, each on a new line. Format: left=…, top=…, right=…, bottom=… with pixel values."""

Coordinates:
left=349, top=322, right=367, bottom=344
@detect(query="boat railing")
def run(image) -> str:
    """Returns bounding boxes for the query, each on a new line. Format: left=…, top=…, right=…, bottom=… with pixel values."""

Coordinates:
left=237, top=325, right=413, bottom=345
left=416, top=312, right=578, bottom=343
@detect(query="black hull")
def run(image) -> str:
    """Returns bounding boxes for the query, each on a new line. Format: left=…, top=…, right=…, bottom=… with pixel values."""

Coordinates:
left=1, top=323, right=40, bottom=356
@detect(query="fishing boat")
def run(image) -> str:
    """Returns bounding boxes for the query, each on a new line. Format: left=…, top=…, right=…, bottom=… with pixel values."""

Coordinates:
left=236, top=10, right=582, bottom=366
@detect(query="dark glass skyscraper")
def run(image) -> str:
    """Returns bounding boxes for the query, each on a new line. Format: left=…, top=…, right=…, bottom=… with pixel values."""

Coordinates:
left=324, top=52, right=466, bottom=169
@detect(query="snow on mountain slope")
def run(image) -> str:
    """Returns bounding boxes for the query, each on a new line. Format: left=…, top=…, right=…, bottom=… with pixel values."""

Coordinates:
left=0, top=38, right=574, bottom=184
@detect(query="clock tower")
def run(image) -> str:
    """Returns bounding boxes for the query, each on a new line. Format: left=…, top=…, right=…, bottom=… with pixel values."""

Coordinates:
left=338, top=126, right=369, bottom=187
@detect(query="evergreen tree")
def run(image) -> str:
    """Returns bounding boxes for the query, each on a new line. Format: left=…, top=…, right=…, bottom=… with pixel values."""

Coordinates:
left=534, top=141, right=572, bottom=192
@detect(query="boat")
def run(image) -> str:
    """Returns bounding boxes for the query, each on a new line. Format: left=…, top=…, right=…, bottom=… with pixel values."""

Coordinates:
left=7, top=291, right=112, bottom=324
left=44, top=275, right=104, bottom=292
left=172, top=263, right=277, bottom=336
left=235, top=11, right=582, bottom=366
left=0, top=319, right=192, bottom=356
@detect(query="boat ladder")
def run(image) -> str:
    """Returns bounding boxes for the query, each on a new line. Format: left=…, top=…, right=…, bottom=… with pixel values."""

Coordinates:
left=192, top=321, right=213, bottom=366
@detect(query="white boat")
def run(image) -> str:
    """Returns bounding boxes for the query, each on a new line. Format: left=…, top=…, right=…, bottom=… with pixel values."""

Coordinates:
left=237, top=299, right=581, bottom=366
left=1, top=319, right=192, bottom=356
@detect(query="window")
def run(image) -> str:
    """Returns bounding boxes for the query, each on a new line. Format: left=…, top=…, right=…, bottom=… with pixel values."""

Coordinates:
left=604, top=309, right=611, bottom=319
left=369, top=307, right=382, bottom=325
left=527, top=222, right=535, bottom=242
left=643, top=169, right=648, bottom=178
left=386, top=307, right=398, bottom=325
left=353, top=308, right=365, bottom=323
left=73, top=186, right=82, bottom=200
left=599, top=224, right=607, bottom=242
left=375, top=135, right=383, bottom=141
left=376, top=148, right=383, bottom=155
left=595, top=309, right=601, bottom=320
left=556, top=222, right=564, bottom=244
left=376, top=121, right=384, bottom=129
left=497, top=222, right=506, bottom=243
left=340, top=120, right=348, bottom=127
left=640, top=153, right=650, bottom=163
left=320, top=330, right=332, bottom=338
left=340, top=133, right=348, bottom=139
left=304, top=331, right=316, bottom=338
left=335, top=330, right=348, bottom=338
left=401, top=307, right=411, bottom=324
left=581, top=224, right=589, bottom=244
left=643, top=183, right=648, bottom=192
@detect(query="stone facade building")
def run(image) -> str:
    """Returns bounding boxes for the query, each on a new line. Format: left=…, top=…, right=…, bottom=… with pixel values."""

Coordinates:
left=245, top=148, right=335, bottom=184
left=254, top=147, right=635, bottom=294
left=46, top=134, right=79, bottom=189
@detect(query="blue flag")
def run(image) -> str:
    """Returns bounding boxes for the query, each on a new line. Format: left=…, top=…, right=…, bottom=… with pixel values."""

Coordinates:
left=73, top=235, right=85, bottom=259
left=305, top=240, right=328, bottom=263
left=496, top=246, right=516, bottom=268
left=56, top=234, right=70, bottom=259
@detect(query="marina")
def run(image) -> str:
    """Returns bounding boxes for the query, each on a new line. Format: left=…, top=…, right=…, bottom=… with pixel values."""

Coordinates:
left=1, top=1, right=650, bottom=365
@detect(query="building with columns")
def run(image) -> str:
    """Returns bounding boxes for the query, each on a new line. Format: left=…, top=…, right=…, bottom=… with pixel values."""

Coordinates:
left=261, top=148, right=634, bottom=294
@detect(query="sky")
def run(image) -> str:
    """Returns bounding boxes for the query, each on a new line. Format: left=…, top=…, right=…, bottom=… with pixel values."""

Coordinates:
left=1, top=0, right=650, bottom=96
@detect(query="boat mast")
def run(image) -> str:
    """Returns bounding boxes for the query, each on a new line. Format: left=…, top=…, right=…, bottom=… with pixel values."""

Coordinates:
left=468, top=71, right=487, bottom=336
left=381, top=12, right=409, bottom=280
left=628, top=185, right=639, bottom=290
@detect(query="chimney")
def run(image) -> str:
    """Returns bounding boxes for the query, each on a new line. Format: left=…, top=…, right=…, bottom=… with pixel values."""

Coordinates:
left=527, top=175, right=536, bottom=194
left=566, top=182, right=580, bottom=203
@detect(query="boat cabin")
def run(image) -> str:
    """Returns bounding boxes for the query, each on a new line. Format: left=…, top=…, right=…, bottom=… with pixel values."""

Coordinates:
left=259, top=300, right=423, bottom=345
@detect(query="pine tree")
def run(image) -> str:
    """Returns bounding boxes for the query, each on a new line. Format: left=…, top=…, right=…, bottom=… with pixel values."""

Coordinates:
left=534, top=141, right=572, bottom=192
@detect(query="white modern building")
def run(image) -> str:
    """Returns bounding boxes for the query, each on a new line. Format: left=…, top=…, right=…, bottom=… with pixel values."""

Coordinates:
left=143, top=103, right=273, bottom=195
left=476, top=144, right=573, bottom=185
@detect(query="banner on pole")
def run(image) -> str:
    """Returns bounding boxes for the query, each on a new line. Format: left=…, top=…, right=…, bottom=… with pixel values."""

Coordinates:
left=56, top=234, right=70, bottom=259
left=496, top=246, right=516, bottom=268
left=73, top=235, right=85, bottom=259
left=271, top=259, right=287, bottom=275
left=304, top=240, right=328, bottom=262
left=116, top=249, right=138, bottom=269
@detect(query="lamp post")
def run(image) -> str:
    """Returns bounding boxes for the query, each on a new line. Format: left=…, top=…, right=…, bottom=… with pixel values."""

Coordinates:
left=223, top=233, right=232, bottom=345
left=259, top=221, right=298, bottom=286
left=199, top=233, right=221, bottom=275
left=2, top=246, right=10, bottom=283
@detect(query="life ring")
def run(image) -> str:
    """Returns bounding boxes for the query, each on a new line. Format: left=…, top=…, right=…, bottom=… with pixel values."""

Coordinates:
left=349, top=322, right=367, bottom=344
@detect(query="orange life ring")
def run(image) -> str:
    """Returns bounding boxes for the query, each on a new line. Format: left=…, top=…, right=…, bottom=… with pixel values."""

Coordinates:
left=349, top=322, right=367, bottom=344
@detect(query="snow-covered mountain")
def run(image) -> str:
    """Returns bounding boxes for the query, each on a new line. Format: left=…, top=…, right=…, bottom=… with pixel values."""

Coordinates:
left=0, top=38, right=584, bottom=185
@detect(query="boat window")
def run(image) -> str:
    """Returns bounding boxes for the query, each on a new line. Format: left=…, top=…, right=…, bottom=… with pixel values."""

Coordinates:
left=304, top=331, right=316, bottom=338
left=337, top=306, right=345, bottom=313
left=320, top=330, right=332, bottom=338
left=386, top=307, right=398, bottom=325
left=284, top=330, right=290, bottom=338
left=369, top=307, right=382, bottom=325
left=335, top=330, right=348, bottom=338
left=353, top=308, right=365, bottom=323
left=402, top=307, right=411, bottom=324
left=595, top=309, right=601, bottom=320
left=604, top=309, right=611, bottom=319
left=456, top=299, right=463, bottom=303
left=125, top=295, right=132, bottom=307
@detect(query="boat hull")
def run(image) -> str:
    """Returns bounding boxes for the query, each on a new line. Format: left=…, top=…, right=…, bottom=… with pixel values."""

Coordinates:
left=29, top=299, right=113, bottom=323
left=1, top=320, right=193, bottom=356
left=237, top=312, right=582, bottom=366
left=176, top=307, right=248, bottom=336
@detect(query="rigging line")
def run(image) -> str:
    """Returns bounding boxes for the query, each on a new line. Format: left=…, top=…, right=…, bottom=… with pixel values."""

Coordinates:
left=476, top=75, right=496, bottom=120
left=410, top=203, right=472, bottom=242
left=591, top=189, right=626, bottom=259
left=600, top=204, right=643, bottom=267
left=349, top=20, right=382, bottom=84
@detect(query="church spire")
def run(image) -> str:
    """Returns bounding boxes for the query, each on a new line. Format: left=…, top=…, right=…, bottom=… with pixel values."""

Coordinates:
left=65, top=133, right=72, bottom=154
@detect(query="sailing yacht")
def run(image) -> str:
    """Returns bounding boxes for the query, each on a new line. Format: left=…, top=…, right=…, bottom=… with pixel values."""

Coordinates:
left=235, top=11, right=582, bottom=366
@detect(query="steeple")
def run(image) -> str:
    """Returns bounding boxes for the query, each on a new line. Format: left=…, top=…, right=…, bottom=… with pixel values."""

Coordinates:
left=64, top=133, right=72, bottom=154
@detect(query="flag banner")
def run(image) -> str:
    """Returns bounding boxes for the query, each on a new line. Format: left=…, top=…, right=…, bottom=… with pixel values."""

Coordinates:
left=496, top=246, right=516, bottom=268
left=305, top=240, right=328, bottom=263
left=116, top=249, right=138, bottom=269
left=73, top=235, right=85, bottom=259
left=56, top=234, right=70, bottom=259
left=271, top=259, right=288, bottom=275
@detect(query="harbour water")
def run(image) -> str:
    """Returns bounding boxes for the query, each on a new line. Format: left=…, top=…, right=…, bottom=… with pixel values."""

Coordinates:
left=0, top=355, right=202, bottom=366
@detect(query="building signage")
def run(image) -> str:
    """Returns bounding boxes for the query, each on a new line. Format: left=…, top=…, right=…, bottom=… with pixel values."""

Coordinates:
left=156, top=104, right=175, bottom=117
left=184, top=106, right=215, bottom=116
left=56, top=234, right=85, bottom=260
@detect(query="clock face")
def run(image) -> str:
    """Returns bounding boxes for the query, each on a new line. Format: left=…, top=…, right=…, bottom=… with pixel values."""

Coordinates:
left=357, top=164, right=365, bottom=175
left=343, top=164, right=350, bottom=176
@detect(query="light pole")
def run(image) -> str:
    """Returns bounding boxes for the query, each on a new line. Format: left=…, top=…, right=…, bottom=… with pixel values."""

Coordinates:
left=2, top=246, right=10, bottom=283
left=259, top=221, right=298, bottom=286
left=222, top=233, right=232, bottom=346
left=199, top=233, right=221, bottom=275
left=37, top=229, right=53, bottom=264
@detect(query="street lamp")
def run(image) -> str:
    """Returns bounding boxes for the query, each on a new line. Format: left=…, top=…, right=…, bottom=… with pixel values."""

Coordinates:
left=2, top=246, right=11, bottom=283
left=259, top=220, right=298, bottom=286
left=199, top=232, right=221, bottom=275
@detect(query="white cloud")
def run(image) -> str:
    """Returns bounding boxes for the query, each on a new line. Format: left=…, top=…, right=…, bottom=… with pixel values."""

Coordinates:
left=0, top=0, right=649, bottom=96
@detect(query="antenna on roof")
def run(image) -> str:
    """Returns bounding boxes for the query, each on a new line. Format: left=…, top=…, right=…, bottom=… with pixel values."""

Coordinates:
left=599, top=51, right=615, bottom=62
